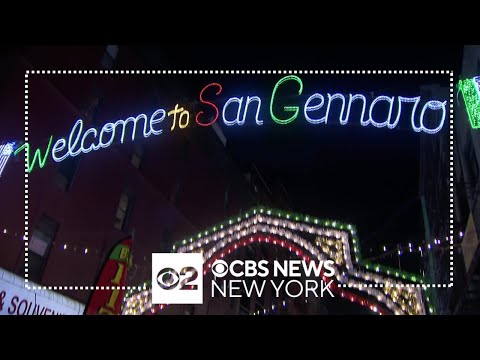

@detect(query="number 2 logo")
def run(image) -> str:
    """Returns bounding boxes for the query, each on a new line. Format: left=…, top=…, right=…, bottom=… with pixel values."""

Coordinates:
left=157, top=267, right=198, bottom=290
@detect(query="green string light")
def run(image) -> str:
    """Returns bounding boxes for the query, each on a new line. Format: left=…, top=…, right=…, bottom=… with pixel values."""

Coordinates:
left=458, top=77, right=480, bottom=129
left=170, top=205, right=426, bottom=284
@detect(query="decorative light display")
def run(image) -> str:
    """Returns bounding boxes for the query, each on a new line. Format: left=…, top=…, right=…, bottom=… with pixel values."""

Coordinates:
left=0, top=142, right=15, bottom=177
left=16, top=75, right=447, bottom=174
left=365, top=95, right=395, bottom=128
left=196, top=83, right=223, bottom=127
left=123, top=206, right=433, bottom=316
left=368, top=235, right=454, bottom=261
left=168, top=104, right=189, bottom=130
left=458, top=76, right=480, bottom=129
left=415, top=100, right=446, bottom=134
left=270, top=75, right=304, bottom=125
left=222, top=96, right=264, bottom=126
left=14, top=136, right=53, bottom=172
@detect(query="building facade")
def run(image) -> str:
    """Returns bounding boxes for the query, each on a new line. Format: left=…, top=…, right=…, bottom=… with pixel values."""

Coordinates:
left=420, top=45, right=480, bottom=314
left=450, top=45, right=480, bottom=314
left=0, top=46, right=259, bottom=307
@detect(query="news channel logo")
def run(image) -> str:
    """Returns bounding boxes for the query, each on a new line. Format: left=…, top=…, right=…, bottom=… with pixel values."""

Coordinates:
left=152, top=253, right=203, bottom=304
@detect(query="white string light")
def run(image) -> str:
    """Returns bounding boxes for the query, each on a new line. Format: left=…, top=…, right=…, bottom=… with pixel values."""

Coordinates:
left=163, top=211, right=426, bottom=315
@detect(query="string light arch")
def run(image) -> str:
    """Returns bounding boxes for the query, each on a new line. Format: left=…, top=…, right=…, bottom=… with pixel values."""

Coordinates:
left=123, top=206, right=434, bottom=315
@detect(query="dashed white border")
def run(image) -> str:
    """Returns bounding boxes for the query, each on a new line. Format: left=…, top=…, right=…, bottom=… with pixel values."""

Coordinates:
left=26, top=70, right=451, bottom=75
left=24, top=73, right=29, bottom=288
left=24, top=69, right=453, bottom=291
left=450, top=71, right=454, bottom=288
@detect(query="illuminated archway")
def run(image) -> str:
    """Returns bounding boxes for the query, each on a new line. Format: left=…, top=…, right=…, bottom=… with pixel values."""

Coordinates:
left=123, top=206, right=434, bottom=315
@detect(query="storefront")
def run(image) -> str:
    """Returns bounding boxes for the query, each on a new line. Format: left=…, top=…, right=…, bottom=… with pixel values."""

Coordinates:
left=0, top=268, right=84, bottom=315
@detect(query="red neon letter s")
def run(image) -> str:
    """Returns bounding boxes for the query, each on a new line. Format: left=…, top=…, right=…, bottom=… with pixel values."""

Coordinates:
left=196, top=83, right=222, bottom=127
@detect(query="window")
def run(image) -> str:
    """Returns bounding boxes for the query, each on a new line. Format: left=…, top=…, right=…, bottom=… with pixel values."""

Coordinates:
left=464, top=137, right=479, bottom=190
left=131, top=143, right=144, bottom=169
left=224, top=185, right=230, bottom=215
left=55, top=156, right=80, bottom=191
left=114, top=190, right=135, bottom=231
left=28, top=214, right=59, bottom=283
left=240, top=293, right=250, bottom=314
left=101, top=45, right=119, bottom=70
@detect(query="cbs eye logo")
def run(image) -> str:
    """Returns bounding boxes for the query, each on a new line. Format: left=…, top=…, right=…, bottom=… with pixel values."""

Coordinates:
left=157, top=267, right=198, bottom=290
left=211, top=260, right=228, bottom=277
left=152, top=253, right=204, bottom=304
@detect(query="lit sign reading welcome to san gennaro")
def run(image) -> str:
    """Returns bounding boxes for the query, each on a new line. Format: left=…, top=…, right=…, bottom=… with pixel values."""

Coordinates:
left=15, top=75, right=448, bottom=172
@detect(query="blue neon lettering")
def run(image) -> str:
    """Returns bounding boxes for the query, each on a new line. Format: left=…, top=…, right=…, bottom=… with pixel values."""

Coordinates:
left=51, top=138, right=68, bottom=162
left=365, top=96, right=395, bottom=128
left=324, top=94, right=347, bottom=124
left=397, top=96, right=421, bottom=132
left=14, top=77, right=448, bottom=174
left=68, top=119, right=84, bottom=157
left=417, top=100, right=446, bottom=134
left=244, top=96, right=264, bottom=125
left=304, top=94, right=325, bottom=124
left=99, top=123, right=115, bottom=149
left=223, top=97, right=244, bottom=126
left=346, top=94, right=367, bottom=125
left=149, top=109, right=165, bottom=135
left=114, top=113, right=149, bottom=143
left=81, top=128, right=100, bottom=153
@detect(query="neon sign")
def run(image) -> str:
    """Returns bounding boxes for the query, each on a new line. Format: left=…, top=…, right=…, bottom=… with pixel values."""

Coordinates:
left=15, top=75, right=448, bottom=173
left=458, top=76, right=480, bottom=129
left=0, top=142, right=15, bottom=177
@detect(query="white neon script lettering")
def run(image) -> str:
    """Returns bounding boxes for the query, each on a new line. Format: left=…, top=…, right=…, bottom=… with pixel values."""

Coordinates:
left=99, top=123, right=116, bottom=149
left=365, top=96, right=395, bottom=128
left=114, top=113, right=149, bottom=143
left=81, top=128, right=100, bottom=153
left=301, top=93, right=445, bottom=134
left=51, top=138, right=68, bottom=162
left=222, top=96, right=264, bottom=126
left=68, top=119, right=83, bottom=157
left=416, top=100, right=446, bottom=135
left=324, top=94, right=347, bottom=124
left=223, top=97, right=245, bottom=126
left=304, top=93, right=325, bottom=124
left=52, top=109, right=166, bottom=163
left=245, top=96, right=263, bottom=125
